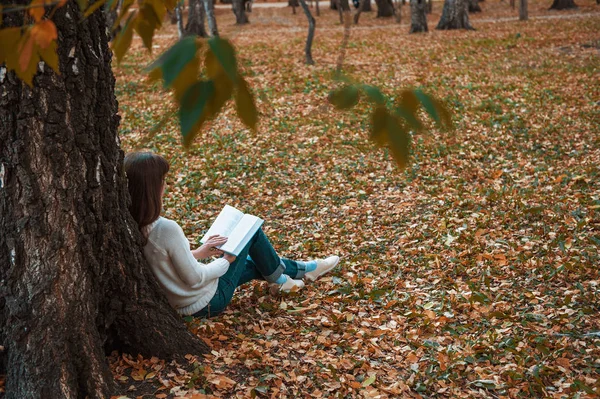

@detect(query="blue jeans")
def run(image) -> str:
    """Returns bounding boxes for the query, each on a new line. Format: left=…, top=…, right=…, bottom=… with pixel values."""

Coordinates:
left=193, top=228, right=308, bottom=318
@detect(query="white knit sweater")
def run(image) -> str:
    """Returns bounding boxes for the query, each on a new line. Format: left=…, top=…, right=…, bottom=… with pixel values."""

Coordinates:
left=143, top=217, right=230, bottom=316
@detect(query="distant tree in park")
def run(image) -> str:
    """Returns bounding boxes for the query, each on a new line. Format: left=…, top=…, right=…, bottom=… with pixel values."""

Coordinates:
left=232, top=0, right=249, bottom=23
left=468, top=0, right=481, bottom=13
left=436, top=0, right=474, bottom=29
left=410, top=0, right=428, bottom=32
left=519, top=0, right=528, bottom=20
left=376, top=0, right=395, bottom=16
left=188, top=0, right=208, bottom=36
left=549, top=0, right=577, bottom=9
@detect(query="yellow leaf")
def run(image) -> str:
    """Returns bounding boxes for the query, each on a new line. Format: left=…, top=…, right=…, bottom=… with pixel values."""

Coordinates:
left=38, top=40, right=59, bottom=73
left=83, top=0, right=106, bottom=18
left=170, top=54, right=200, bottom=102
left=362, top=375, right=376, bottom=387
left=18, top=29, right=35, bottom=71
left=31, top=20, right=57, bottom=49
left=397, top=89, right=419, bottom=114
left=112, top=12, right=136, bottom=64
left=235, top=78, right=258, bottom=131
left=0, top=27, right=23, bottom=69
left=370, top=106, right=388, bottom=146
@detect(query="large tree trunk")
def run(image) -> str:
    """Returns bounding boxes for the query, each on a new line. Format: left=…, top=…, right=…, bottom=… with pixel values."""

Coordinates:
left=410, top=0, right=428, bottom=32
left=375, top=0, right=395, bottom=16
left=436, top=0, right=474, bottom=29
left=0, top=1, right=209, bottom=398
left=232, top=0, right=249, bottom=24
left=468, top=0, right=481, bottom=12
left=519, top=0, right=527, bottom=19
left=187, top=0, right=208, bottom=36
left=549, top=0, right=577, bottom=9
left=203, top=0, right=219, bottom=36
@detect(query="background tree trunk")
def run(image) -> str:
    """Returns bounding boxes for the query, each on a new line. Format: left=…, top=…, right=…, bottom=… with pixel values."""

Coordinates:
left=375, top=0, right=395, bottom=16
left=289, top=0, right=299, bottom=5
left=468, top=0, right=481, bottom=12
left=233, top=0, right=250, bottom=23
left=331, top=0, right=337, bottom=10
left=436, top=0, right=474, bottom=29
left=298, top=0, right=316, bottom=64
left=519, top=0, right=527, bottom=19
left=426, top=0, right=432, bottom=13
left=410, top=0, right=428, bottom=32
left=354, top=0, right=368, bottom=23
left=187, top=0, right=208, bottom=36
left=315, top=0, right=320, bottom=16
left=549, top=0, right=577, bottom=9
left=0, top=2, right=209, bottom=398
left=175, top=1, right=185, bottom=38
left=203, top=0, right=220, bottom=35
left=361, top=0, right=372, bottom=10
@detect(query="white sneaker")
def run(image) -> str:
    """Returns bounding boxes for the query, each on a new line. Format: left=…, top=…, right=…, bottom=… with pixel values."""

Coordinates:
left=304, top=256, right=340, bottom=282
left=269, top=275, right=305, bottom=295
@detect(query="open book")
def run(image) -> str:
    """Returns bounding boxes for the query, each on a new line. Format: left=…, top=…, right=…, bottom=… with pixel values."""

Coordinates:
left=200, top=205, right=264, bottom=256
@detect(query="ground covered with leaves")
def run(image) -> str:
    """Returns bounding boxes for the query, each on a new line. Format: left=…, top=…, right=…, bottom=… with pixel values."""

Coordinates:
left=111, top=1, right=599, bottom=397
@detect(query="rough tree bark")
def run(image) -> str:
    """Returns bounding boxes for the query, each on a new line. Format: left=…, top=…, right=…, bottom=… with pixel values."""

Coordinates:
left=203, top=0, right=219, bottom=36
left=0, top=2, right=208, bottom=398
left=468, top=0, right=481, bottom=13
left=375, top=0, right=395, bottom=17
left=232, top=0, right=249, bottom=23
left=409, top=0, right=428, bottom=32
left=436, top=0, right=474, bottom=29
left=519, top=0, right=527, bottom=20
left=187, top=0, right=209, bottom=37
left=549, top=0, right=577, bottom=9
left=354, top=0, right=372, bottom=23
left=298, top=0, right=316, bottom=64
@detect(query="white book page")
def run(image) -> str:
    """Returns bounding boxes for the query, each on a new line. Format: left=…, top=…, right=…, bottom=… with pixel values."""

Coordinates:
left=200, top=205, right=244, bottom=243
left=220, top=214, right=262, bottom=255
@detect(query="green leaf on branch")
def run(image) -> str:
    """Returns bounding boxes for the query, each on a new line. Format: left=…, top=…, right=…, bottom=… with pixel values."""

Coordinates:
left=370, top=106, right=388, bottom=146
left=147, top=36, right=198, bottom=88
left=329, top=85, right=359, bottom=110
left=208, top=37, right=238, bottom=84
left=361, top=85, right=385, bottom=105
left=179, top=80, right=215, bottom=147
left=414, top=89, right=452, bottom=128
left=393, top=106, right=423, bottom=133
left=235, top=78, right=258, bottom=131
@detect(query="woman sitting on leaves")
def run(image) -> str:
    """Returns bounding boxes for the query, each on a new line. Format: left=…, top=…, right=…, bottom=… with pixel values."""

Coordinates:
left=124, top=151, right=340, bottom=318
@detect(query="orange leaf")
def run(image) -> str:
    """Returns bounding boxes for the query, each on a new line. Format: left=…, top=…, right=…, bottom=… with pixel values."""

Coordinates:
left=31, top=20, right=57, bottom=49
left=28, top=0, right=46, bottom=22
left=18, top=31, right=35, bottom=71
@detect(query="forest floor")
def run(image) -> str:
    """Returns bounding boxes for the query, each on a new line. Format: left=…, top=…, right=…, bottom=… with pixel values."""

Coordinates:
left=111, top=0, right=599, bottom=397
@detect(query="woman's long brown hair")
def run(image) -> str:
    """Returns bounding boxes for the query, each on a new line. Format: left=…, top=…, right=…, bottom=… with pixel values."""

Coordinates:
left=123, top=152, right=170, bottom=233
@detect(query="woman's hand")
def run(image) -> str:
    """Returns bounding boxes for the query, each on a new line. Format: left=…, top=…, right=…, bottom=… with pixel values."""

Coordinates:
left=223, top=253, right=236, bottom=263
left=193, top=235, right=228, bottom=259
